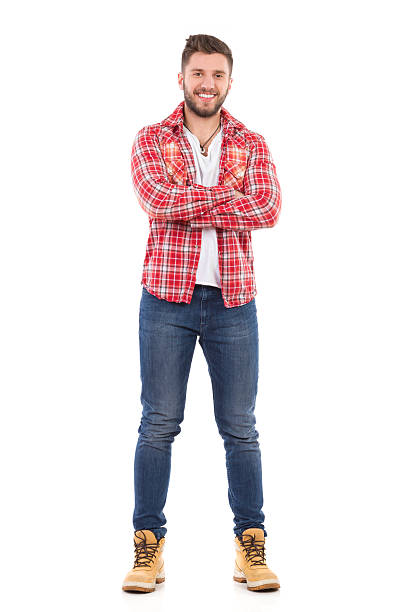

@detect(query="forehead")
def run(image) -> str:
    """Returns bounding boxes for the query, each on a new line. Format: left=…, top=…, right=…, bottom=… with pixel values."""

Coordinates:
left=185, top=51, right=229, bottom=72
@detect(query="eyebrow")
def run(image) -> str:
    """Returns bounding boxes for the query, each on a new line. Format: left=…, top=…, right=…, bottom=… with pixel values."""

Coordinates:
left=189, top=68, right=227, bottom=74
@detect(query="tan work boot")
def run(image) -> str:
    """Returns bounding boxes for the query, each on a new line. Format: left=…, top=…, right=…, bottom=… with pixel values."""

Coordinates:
left=122, top=530, right=165, bottom=593
left=233, top=527, right=280, bottom=591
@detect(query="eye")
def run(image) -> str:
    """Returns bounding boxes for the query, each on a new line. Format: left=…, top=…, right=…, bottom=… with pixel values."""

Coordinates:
left=193, top=72, right=223, bottom=77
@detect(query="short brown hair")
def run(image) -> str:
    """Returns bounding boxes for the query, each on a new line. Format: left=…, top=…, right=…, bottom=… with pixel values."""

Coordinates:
left=181, top=34, right=233, bottom=77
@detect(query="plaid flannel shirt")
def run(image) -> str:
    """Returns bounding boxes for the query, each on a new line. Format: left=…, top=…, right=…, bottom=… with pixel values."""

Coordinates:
left=131, top=100, right=281, bottom=307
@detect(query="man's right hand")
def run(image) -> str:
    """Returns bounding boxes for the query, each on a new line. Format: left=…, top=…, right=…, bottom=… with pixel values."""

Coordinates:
left=233, top=190, right=245, bottom=199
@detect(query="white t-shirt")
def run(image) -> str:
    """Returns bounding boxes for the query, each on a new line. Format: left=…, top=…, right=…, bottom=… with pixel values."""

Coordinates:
left=183, top=124, right=223, bottom=288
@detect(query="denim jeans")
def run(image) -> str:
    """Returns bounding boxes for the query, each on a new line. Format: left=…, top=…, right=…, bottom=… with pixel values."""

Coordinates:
left=133, top=283, right=267, bottom=541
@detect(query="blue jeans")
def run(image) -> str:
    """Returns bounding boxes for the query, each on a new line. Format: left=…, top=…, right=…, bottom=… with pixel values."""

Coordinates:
left=133, top=283, right=267, bottom=541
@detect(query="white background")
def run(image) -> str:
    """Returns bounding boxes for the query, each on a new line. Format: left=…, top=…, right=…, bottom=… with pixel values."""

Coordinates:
left=1, top=1, right=407, bottom=610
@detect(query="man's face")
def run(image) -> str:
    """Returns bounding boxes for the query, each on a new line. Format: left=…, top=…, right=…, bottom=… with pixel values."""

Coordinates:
left=178, top=52, right=232, bottom=118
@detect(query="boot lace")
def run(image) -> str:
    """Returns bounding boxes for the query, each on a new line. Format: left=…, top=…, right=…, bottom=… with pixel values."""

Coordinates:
left=239, top=534, right=267, bottom=567
left=133, top=532, right=161, bottom=569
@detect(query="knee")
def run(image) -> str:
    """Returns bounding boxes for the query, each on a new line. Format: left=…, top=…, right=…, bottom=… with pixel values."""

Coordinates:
left=138, top=413, right=183, bottom=443
left=216, top=420, right=260, bottom=445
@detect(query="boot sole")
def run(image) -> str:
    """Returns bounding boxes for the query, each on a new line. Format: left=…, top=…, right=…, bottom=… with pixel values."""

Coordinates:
left=122, top=571, right=165, bottom=592
left=233, top=567, right=280, bottom=591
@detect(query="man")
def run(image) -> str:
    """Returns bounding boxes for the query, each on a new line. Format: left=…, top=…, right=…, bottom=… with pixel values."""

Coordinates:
left=122, top=34, right=282, bottom=593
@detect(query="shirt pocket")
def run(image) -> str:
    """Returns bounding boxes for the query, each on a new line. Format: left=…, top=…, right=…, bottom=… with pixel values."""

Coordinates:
left=223, top=160, right=246, bottom=191
left=165, top=158, right=186, bottom=185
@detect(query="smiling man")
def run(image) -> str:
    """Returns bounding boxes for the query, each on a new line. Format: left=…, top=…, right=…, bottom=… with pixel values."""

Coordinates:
left=122, top=34, right=282, bottom=594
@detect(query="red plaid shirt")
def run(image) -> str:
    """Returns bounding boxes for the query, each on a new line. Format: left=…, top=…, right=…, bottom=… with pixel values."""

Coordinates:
left=131, top=100, right=281, bottom=308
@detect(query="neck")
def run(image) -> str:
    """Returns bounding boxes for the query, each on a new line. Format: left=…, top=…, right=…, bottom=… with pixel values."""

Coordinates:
left=183, top=104, right=221, bottom=141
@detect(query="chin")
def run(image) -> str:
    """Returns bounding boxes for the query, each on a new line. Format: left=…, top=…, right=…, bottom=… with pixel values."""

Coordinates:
left=185, top=98, right=224, bottom=118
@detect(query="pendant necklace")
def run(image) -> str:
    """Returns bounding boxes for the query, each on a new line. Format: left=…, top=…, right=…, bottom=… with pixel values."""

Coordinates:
left=183, top=120, right=221, bottom=155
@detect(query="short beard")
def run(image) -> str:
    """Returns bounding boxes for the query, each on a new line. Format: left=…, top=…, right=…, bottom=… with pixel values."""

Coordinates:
left=183, top=85, right=228, bottom=118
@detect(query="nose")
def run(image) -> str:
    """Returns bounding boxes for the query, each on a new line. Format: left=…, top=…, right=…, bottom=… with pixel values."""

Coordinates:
left=200, top=75, right=216, bottom=91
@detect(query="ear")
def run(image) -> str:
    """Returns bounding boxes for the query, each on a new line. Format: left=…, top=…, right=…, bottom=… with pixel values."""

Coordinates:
left=177, top=72, right=184, bottom=90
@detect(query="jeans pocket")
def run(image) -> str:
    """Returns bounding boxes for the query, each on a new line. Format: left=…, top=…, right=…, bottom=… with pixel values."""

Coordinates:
left=142, top=286, right=158, bottom=300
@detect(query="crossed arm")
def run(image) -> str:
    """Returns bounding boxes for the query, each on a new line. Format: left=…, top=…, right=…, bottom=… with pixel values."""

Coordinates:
left=131, top=125, right=281, bottom=231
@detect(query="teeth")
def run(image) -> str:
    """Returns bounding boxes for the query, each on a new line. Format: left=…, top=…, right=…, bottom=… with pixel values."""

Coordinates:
left=198, top=94, right=215, bottom=98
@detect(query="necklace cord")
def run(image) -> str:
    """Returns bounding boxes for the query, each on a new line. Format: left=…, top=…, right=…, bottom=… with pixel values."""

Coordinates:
left=183, top=120, right=221, bottom=153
